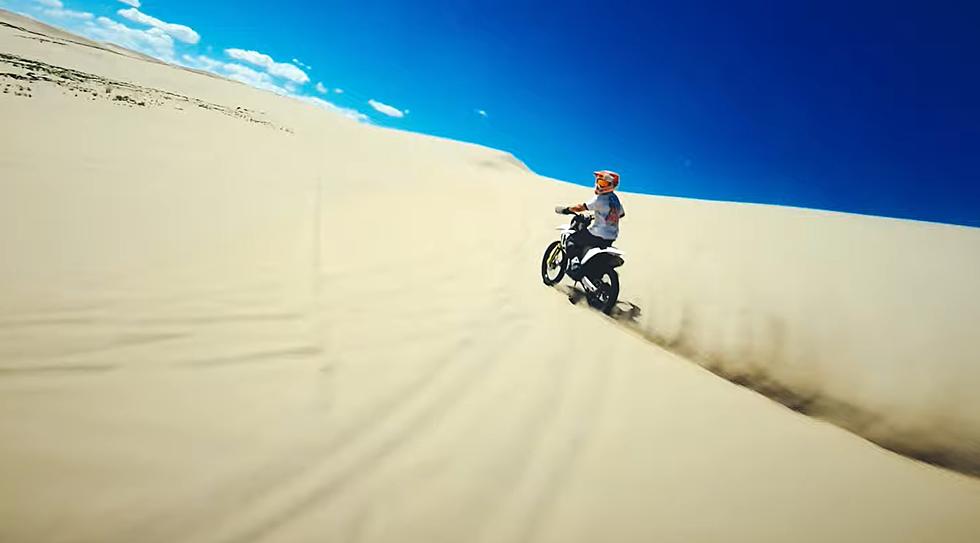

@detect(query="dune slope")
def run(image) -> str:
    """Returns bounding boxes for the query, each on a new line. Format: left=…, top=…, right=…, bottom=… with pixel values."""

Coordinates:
left=2, top=11, right=980, bottom=543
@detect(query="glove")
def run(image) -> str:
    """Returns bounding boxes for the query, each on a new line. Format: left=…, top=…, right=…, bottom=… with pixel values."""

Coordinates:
left=554, top=205, right=569, bottom=215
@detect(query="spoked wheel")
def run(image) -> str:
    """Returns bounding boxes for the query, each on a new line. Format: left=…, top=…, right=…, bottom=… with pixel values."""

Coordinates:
left=540, top=241, right=566, bottom=286
left=588, top=269, right=620, bottom=314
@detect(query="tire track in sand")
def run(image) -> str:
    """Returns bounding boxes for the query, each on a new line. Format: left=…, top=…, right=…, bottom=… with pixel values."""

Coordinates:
left=112, top=245, right=513, bottom=543
left=213, top=268, right=526, bottom=543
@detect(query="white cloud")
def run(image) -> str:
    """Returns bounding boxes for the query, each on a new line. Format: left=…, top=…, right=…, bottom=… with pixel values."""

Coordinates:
left=117, top=8, right=200, bottom=45
left=225, top=48, right=309, bottom=84
left=476, top=109, right=488, bottom=117
left=181, top=54, right=222, bottom=72
left=180, top=54, right=291, bottom=95
left=368, top=99, right=406, bottom=118
left=32, top=0, right=93, bottom=20
left=19, top=2, right=368, bottom=125
left=81, top=16, right=176, bottom=60
left=292, top=58, right=311, bottom=70
left=180, top=54, right=366, bottom=121
left=296, top=95, right=368, bottom=123
left=222, top=63, right=278, bottom=90
left=27, top=4, right=180, bottom=58
left=42, top=7, right=94, bottom=20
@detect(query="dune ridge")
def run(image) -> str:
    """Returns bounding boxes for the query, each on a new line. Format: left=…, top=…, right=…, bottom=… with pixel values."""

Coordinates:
left=2, top=10, right=980, bottom=542
left=600, top=193, right=980, bottom=475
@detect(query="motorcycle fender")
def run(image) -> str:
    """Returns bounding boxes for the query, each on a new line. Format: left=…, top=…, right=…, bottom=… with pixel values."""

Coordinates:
left=581, top=247, right=625, bottom=264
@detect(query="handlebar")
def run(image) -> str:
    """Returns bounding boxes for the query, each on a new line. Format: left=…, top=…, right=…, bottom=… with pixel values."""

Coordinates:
left=554, top=206, right=590, bottom=216
left=553, top=207, right=593, bottom=228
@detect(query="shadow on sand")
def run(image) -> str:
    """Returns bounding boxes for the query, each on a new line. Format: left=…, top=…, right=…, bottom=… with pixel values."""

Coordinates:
left=556, top=283, right=643, bottom=323
left=547, top=283, right=980, bottom=478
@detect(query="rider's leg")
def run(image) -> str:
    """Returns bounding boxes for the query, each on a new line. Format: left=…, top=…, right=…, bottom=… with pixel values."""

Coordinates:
left=575, top=231, right=608, bottom=260
left=566, top=230, right=588, bottom=262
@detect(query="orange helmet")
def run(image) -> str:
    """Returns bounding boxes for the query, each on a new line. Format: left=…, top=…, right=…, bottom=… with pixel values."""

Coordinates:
left=594, top=170, right=620, bottom=194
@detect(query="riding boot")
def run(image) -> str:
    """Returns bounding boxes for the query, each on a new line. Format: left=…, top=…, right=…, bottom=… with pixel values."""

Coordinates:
left=567, top=256, right=583, bottom=280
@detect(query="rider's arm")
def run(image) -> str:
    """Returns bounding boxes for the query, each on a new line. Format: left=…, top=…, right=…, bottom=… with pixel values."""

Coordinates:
left=556, top=203, right=588, bottom=214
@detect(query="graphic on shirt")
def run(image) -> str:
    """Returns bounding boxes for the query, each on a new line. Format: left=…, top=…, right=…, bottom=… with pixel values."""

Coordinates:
left=586, top=193, right=624, bottom=240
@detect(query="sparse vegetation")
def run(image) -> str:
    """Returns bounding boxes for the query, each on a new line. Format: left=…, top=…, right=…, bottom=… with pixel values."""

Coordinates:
left=0, top=52, right=286, bottom=129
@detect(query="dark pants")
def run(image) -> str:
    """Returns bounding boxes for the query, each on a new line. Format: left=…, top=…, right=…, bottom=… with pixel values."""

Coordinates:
left=567, top=230, right=613, bottom=262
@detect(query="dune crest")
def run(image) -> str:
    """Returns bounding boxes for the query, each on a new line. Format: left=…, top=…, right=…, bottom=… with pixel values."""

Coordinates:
left=605, top=197, right=980, bottom=474
left=2, top=10, right=980, bottom=543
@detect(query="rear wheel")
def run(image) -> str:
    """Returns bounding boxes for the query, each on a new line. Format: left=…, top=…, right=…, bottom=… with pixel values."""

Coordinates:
left=588, top=269, right=619, bottom=314
left=540, top=241, right=566, bottom=285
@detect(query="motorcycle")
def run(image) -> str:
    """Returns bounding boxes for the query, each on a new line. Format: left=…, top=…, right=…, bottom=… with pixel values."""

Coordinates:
left=540, top=210, right=625, bottom=314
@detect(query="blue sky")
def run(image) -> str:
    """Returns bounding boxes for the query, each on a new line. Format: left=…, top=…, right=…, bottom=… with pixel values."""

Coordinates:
left=5, top=0, right=979, bottom=227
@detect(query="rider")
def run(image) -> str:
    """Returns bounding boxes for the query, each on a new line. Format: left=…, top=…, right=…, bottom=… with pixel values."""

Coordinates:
left=555, top=170, right=625, bottom=275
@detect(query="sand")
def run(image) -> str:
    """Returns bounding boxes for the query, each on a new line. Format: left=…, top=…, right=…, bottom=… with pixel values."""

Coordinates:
left=2, top=10, right=980, bottom=543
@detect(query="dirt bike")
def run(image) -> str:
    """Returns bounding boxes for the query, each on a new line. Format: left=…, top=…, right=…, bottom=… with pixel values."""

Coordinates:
left=540, top=210, right=625, bottom=314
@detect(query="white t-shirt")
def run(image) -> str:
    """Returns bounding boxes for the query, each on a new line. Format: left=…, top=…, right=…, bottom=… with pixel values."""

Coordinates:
left=586, top=192, right=625, bottom=240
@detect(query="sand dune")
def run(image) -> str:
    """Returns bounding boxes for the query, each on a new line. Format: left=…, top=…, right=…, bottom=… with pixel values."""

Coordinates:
left=2, top=10, right=980, bottom=542
left=614, top=195, right=980, bottom=472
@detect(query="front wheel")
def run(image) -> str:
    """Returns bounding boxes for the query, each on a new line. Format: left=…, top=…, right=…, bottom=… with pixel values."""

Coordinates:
left=588, top=269, right=620, bottom=314
left=541, top=241, right=566, bottom=285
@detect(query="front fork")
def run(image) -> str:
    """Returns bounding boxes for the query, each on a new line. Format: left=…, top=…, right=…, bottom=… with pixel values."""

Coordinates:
left=581, top=276, right=597, bottom=291
left=550, top=242, right=565, bottom=267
